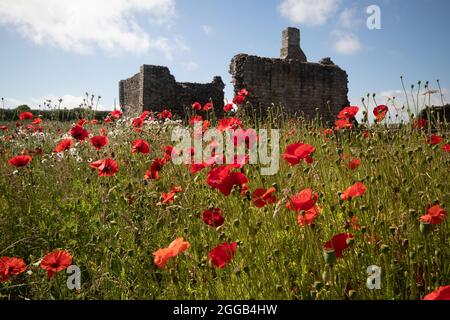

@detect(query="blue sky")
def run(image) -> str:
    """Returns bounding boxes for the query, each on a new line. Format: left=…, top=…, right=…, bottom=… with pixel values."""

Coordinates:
left=0, top=0, right=449, bottom=113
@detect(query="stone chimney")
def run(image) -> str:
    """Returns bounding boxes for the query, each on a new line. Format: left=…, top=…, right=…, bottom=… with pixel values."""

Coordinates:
left=280, top=27, right=307, bottom=62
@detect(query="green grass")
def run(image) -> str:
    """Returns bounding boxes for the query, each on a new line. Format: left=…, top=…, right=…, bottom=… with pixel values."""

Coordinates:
left=0, top=111, right=449, bottom=300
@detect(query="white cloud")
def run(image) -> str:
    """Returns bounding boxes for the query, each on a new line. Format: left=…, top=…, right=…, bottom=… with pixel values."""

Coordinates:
left=5, top=94, right=108, bottom=110
left=339, top=7, right=364, bottom=28
left=201, top=25, right=213, bottom=35
left=278, top=0, right=341, bottom=26
left=182, top=61, right=199, bottom=72
left=331, top=30, right=362, bottom=55
left=0, top=0, right=177, bottom=57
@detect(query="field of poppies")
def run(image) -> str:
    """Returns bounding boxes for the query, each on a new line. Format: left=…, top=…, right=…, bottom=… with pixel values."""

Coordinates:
left=0, top=90, right=449, bottom=300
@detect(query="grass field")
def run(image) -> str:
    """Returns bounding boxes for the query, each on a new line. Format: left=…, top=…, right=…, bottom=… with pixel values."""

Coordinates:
left=0, top=100, right=449, bottom=300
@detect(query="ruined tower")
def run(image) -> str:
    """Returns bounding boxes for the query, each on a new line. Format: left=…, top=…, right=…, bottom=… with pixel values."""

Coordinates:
left=280, top=27, right=307, bottom=62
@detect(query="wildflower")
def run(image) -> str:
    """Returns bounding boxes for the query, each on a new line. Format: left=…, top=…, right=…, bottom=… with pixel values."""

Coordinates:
left=297, top=206, right=321, bottom=227
left=131, top=139, right=150, bottom=154
left=8, top=155, right=32, bottom=167
left=110, top=110, right=123, bottom=119
left=153, top=237, right=190, bottom=269
left=442, top=144, right=450, bottom=153
left=324, top=233, right=354, bottom=258
left=32, top=118, right=43, bottom=125
left=412, top=118, right=427, bottom=129
left=191, top=102, right=202, bottom=111
left=282, top=143, right=315, bottom=165
left=208, top=242, right=237, bottom=268
left=286, top=188, right=318, bottom=212
left=337, top=106, right=359, bottom=119
left=158, top=109, right=172, bottom=119
left=217, top=117, right=243, bottom=131
left=19, top=112, right=33, bottom=120
left=90, top=135, right=108, bottom=150
left=0, top=257, right=27, bottom=282
left=426, top=135, right=443, bottom=145
left=69, top=124, right=89, bottom=141
left=347, top=158, right=361, bottom=170
left=420, top=204, right=447, bottom=225
left=423, top=285, right=450, bottom=300
left=202, top=208, right=225, bottom=227
left=189, top=115, right=203, bottom=125
left=322, top=128, right=333, bottom=136
left=0, top=125, right=8, bottom=131
left=335, top=118, right=352, bottom=130
left=144, top=158, right=166, bottom=180
left=53, top=138, right=74, bottom=153
left=77, top=119, right=87, bottom=126
left=203, top=102, right=213, bottom=111
left=341, top=182, right=366, bottom=201
left=90, top=158, right=119, bottom=176
left=373, top=105, right=388, bottom=122
left=224, top=103, right=234, bottom=112
left=39, top=250, right=72, bottom=279
left=132, top=117, right=144, bottom=129
left=160, top=186, right=182, bottom=204
left=206, top=166, right=248, bottom=196
left=140, top=110, right=151, bottom=120
left=252, top=187, right=277, bottom=208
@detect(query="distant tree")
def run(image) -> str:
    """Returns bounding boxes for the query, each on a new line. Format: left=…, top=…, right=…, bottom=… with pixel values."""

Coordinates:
left=16, top=105, right=31, bottom=113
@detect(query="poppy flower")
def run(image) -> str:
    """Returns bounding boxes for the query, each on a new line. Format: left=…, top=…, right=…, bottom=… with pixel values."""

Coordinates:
left=191, top=102, right=202, bottom=111
left=208, top=242, right=237, bottom=269
left=8, top=155, right=32, bottom=167
left=337, top=106, right=359, bottom=119
left=103, top=116, right=112, bottom=124
left=90, top=135, right=108, bottom=150
left=324, top=233, right=354, bottom=258
left=252, top=187, right=277, bottom=208
left=0, top=256, right=27, bottom=282
left=442, top=144, right=450, bottom=153
left=238, top=88, right=249, bottom=97
left=322, top=128, right=333, bottom=136
left=39, top=250, right=72, bottom=279
left=159, top=186, right=182, bottom=204
left=53, top=138, right=74, bottom=153
left=420, top=204, right=447, bottom=225
left=90, top=158, right=119, bottom=176
left=110, top=110, right=123, bottom=119
left=90, top=119, right=99, bottom=125
left=426, top=135, right=443, bottom=145
left=139, top=110, right=151, bottom=120
left=206, top=166, right=248, bottom=196
left=131, top=139, right=150, bottom=154
left=224, top=103, right=235, bottom=112
left=144, top=158, right=166, bottom=180
left=341, top=182, right=367, bottom=201
left=77, top=118, right=87, bottom=126
left=203, top=102, right=213, bottom=111
left=202, top=208, right=225, bottom=227
left=153, top=237, right=190, bottom=269
left=19, top=112, right=33, bottom=120
left=189, top=115, right=203, bottom=124
left=297, top=206, right=321, bottom=227
left=373, top=105, right=388, bottom=122
left=190, top=162, right=208, bottom=174
left=286, top=188, right=318, bottom=212
left=423, top=285, right=450, bottom=300
left=32, top=118, right=43, bottom=125
left=217, top=117, right=243, bottom=131
left=69, top=124, right=89, bottom=141
left=158, top=109, right=172, bottom=119
left=0, top=125, right=9, bottom=131
left=347, top=158, right=361, bottom=170
left=132, top=117, right=144, bottom=129
left=282, top=143, right=315, bottom=165
left=412, top=118, right=427, bottom=129
left=162, top=145, right=178, bottom=162
left=233, top=95, right=246, bottom=105
left=335, top=118, right=352, bottom=130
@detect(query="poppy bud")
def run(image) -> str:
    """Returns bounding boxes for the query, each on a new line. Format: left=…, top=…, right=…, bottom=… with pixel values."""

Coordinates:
left=381, top=245, right=390, bottom=254
left=420, top=221, right=432, bottom=236
left=323, top=249, right=336, bottom=265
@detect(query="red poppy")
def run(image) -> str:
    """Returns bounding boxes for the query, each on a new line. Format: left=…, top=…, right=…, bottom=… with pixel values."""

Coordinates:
left=77, top=118, right=87, bottom=126
left=90, top=135, right=108, bottom=150
left=337, top=106, right=359, bottom=119
left=206, top=166, right=248, bottom=196
left=217, top=117, right=243, bottom=131
left=158, top=109, right=172, bottom=119
left=0, top=125, right=9, bottom=131
left=144, top=158, right=166, bottom=180
left=8, top=155, right=32, bottom=167
left=0, top=256, right=27, bottom=282
left=282, top=143, right=315, bottom=165
left=423, top=285, right=450, bottom=300
left=341, top=182, right=367, bottom=201
left=322, top=128, right=333, bottom=136
left=32, top=118, right=43, bottom=125
left=103, top=116, right=112, bottom=124
left=208, top=242, right=237, bottom=269
left=190, top=162, right=208, bottom=174
left=90, top=158, right=119, bottom=176
left=162, top=145, right=178, bottom=161
left=139, top=110, right=151, bottom=120
left=110, top=110, right=123, bottom=119
left=286, top=188, right=318, bottom=212
left=153, top=237, right=190, bottom=269
left=90, top=119, right=99, bottom=125
left=373, top=105, right=388, bottom=122
left=160, top=186, right=182, bottom=204
left=53, top=138, right=74, bottom=153
left=347, top=158, right=361, bottom=170
left=39, top=250, right=72, bottom=279
left=233, top=95, right=246, bottom=105
left=238, top=88, right=249, bottom=97
left=203, top=102, right=213, bottom=111
left=132, top=117, right=144, bottom=129
left=420, top=204, right=447, bottom=225
left=297, top=206, right=321, bottom=227
left=324, top=233, right=354, bottom=258
left=202, top=208, right=225, bottom=227
left=224, top=103, right=234, bottom=112
left=426, top=135, right=443, bottom=145
left=131, top=139, right=150, bottom=154
left=19, top=112, right=33, bottom=120
left=412, top=118, right=427, bottom=129
left=335, top=118, right=352, bottom=130
left=252, top=187, right=277, bottom=208
left=189, top=115, right=203, bottom=124
left=69, top=124, right=89, bottom=141
left=443, top=144, right=450, bottom=153
left=191, top=102, right=202, bottom=111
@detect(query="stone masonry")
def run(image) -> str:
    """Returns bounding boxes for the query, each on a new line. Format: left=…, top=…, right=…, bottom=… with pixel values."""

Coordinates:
left=119, top=65, right=225, bottom=116
left=230, top=27, right=349, bottom=122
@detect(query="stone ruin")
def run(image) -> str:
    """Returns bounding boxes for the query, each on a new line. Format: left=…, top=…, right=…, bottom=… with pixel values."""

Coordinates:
left=119, top=65, right=225, bottom=116
left=230, top=27, right=349, bottom=122
left=119, top=27, right=349, bottom=122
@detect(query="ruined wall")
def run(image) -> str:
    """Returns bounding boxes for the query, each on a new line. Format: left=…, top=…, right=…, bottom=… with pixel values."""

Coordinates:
left=119, top=65, right=225, bottom=117
left=230, top=54, right=349, bottom=123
